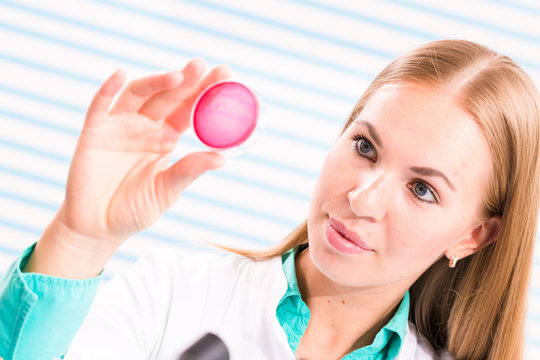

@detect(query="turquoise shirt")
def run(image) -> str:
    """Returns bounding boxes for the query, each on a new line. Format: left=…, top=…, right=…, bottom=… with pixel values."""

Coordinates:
left=276, top=247, right=409, bottom=360
left=1, top=244, right=409, bottom=360
left=0, top=244, right=102, bottom=360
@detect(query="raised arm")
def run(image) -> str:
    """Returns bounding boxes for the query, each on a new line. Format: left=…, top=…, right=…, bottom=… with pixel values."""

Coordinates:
left=25, top=59, right=230, bottom=278
left=0, top=59, right=231, bottom=360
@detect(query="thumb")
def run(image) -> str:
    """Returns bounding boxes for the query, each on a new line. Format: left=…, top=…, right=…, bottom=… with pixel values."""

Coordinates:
left=159, top=151, right=225, bottom=206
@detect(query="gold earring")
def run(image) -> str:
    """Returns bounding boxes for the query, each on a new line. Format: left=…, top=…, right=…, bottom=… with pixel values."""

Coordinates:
left=449, top=255, right=458, bottom=268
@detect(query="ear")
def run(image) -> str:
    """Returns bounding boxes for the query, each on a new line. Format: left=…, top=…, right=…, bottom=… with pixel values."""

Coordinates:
left=445, top=215, right=501, bottom=262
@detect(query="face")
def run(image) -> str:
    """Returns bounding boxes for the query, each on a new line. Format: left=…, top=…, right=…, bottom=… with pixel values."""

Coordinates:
left=307, top=82, right=493, bottom=289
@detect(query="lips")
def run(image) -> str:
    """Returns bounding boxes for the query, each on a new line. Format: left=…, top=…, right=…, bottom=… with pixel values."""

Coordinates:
left=328, top=217, right=374, bottom=252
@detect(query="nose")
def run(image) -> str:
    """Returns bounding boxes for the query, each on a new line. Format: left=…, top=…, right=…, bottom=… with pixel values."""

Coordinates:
left=347, top=171, right=389, bottom=222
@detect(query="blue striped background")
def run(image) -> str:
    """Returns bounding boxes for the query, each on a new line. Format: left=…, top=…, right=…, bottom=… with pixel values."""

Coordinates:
left=0, top=0, right=539, bottom=356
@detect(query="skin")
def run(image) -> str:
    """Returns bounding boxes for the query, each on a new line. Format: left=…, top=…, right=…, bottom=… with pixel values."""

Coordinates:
left=24, top=59, right=231, bottom=278
left=295, top=83, right=501, bottom=360
left=22, top=62, right=501, bottom=359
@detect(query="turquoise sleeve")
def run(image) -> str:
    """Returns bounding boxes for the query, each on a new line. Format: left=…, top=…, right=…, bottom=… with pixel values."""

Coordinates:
left=0, top=244, right=102, bottom=360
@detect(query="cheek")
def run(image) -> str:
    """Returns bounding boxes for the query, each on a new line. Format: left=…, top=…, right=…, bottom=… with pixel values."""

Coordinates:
left=387, top=209, right=455, bottom=261
left=311, top=151, right=350, bottom=202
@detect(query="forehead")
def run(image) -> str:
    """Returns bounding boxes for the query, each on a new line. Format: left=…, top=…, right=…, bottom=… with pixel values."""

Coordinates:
left=359, top=83, right=470, bottom=138
left=355, top=83, right=484, bottom=151
left=351, top=83, right=493, bottom=189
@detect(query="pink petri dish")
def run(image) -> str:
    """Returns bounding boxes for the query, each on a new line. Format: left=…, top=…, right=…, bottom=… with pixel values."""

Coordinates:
left=192, top=81, right=259, bottom=151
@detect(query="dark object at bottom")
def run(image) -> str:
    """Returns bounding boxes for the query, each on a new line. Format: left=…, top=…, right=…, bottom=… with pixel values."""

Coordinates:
left=178, top=332, right=230, bottom=360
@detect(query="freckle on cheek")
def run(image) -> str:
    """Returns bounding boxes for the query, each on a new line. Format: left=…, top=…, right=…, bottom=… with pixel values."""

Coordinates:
left=341, top=300, right=346, bottom=304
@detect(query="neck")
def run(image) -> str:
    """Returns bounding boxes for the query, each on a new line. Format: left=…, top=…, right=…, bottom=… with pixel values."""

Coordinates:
left=295, top=248, right=409, bottom=351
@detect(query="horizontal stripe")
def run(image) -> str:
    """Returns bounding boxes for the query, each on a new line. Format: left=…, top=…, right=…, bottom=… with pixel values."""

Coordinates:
left=181, top=0, right=398, bottom=59
left=0, top=189, right=59, bottom=211
left=0, top=219, right=42, bottom=237
left=0, top=131, right=310, bottom=204
left=1, top=1, right=358, bottom=103
left=0, top=217, right=217, bottom=260
left=290, top=0, right=436, bottom=40
left=262, top=127, right=333, bottom=150
left=0, top=137, right=72, bottom=163
left=529, top=312, right=540, bottom=323
left=0, top=92, right=323, bottom=179
left=0, top=49, right=340, bottom=137
left=0, top=82, right=86, bottom=113
left=0, top=219, right=145, bottom=270
left=0, top=108, right=80, bottom=136
left=0, top=144, right=299, bottom=228
left=90, top=0, right=379, bottom=79
left=0, top=162, right=297, bottom=229
left=0, top=25, right=348, bottom=124
left=0, top=90, right=313, bottom=201
left=0, top=52, right=101, bottom=87
left=0, top=216, right=256, bottom=265
left=161, top=212, right=274, bottom=246
left=294, top=0, right=540, bottom=72
left=0, top=21, right=158, bottom=72
left=0, top=185, right=275, bottom=246
left=0, top=242, right=29, bottom=255
left=0, top=164, right=66, bottom=188
left=489, top=0, right=540, bottom=17
left=382, top=0, right=540, bottom=44
left=176, top=191, right=298, bottom=228
left=528, top=338, right=540, bottom=350
left=0, top=83, right=329, bottom=158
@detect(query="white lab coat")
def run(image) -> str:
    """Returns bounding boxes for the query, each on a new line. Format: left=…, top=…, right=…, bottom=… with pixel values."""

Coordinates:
left=64, top=248, right=448, bottom=359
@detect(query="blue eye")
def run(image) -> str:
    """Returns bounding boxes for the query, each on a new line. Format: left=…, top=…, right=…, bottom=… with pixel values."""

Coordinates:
left=409, top=181, right=438, bottom=203
left=353, top=135, right=377, bottom=161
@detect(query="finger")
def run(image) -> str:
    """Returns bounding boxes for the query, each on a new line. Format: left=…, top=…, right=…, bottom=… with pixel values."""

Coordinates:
left=85, top=69, right=126, bottom=127
left=138, top=58, right=210, bottom=121
left=165, top=64, right=232, bottom=134
left=157, top=151, right=225, bottom=208
left=110, top=71, right=184, bottom=115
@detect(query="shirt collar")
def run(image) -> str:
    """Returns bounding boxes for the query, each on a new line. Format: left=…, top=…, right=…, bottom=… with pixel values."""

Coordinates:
left=281, top=245, right=304, bottom=298
left=278, top=246, right=410, bottom=359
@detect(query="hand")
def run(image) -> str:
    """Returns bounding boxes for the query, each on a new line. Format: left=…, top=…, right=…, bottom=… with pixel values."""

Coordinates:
left=26, top=59, right=231, bottom=277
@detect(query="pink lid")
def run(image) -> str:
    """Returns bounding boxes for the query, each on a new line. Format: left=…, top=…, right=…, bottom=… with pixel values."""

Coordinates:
left=192, top=81, right=259, bottom=150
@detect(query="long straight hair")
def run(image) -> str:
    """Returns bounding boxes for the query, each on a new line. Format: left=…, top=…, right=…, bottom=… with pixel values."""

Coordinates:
left=227, top=40, right=540, bottom=359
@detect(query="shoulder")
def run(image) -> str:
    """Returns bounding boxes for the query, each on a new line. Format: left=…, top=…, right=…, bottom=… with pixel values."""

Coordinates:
left=125, top=247, right=284, bottom=290
left=128, top=247, right=249, bottom=274
left=139, top=246, right=281, bottom=272
left=92, top=247, right=286, bottom=327
left=397, top=321, right=454, bottom=360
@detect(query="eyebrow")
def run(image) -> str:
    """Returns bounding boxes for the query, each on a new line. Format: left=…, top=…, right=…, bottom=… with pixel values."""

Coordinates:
left=354, top=120, right=383, bottom=148
left=410, top=167, right=456, bottom=192
left=354, top=119, right=456, bottom=192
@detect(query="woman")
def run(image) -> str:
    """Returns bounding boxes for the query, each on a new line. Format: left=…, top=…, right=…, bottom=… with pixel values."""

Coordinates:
left=1, top=40, right=539, bottom=360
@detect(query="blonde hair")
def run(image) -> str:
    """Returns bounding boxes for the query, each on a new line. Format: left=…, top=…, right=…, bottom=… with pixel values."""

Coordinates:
left=228, top=40, right=540, bottom=359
